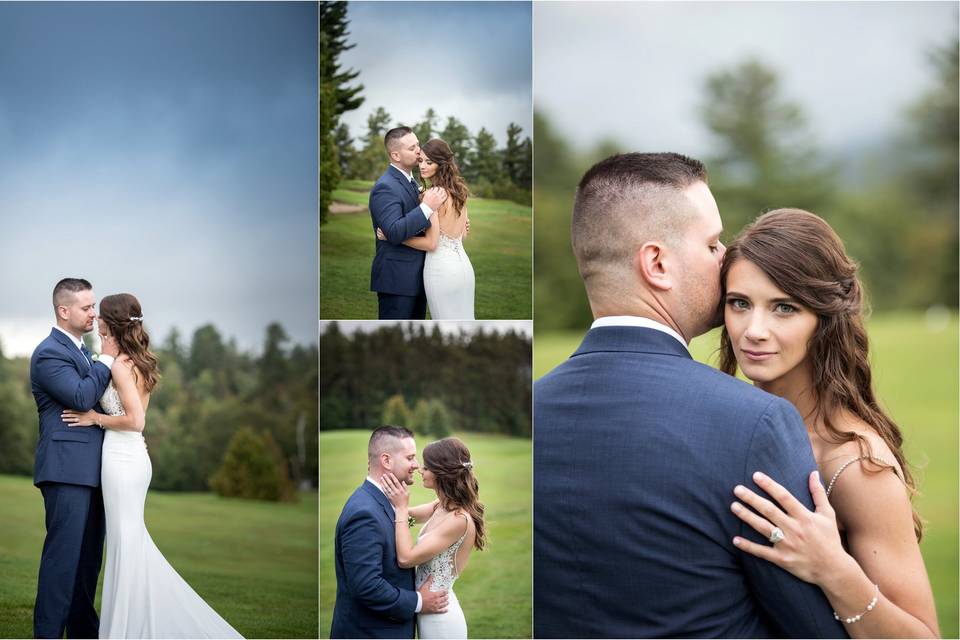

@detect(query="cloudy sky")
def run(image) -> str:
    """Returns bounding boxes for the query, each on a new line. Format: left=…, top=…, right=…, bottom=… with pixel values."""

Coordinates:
left=338, top=1, right=533, bottom=147
left=0, top=2, right=317, bottom=356
left=536, top=1, right=956, bottom=155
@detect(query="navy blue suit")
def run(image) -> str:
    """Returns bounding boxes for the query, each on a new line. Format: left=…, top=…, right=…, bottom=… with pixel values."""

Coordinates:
left=534, top=326, right=847, bottom=638
left=369, top=165, right=431, bottom=319
left=31, top=329, right=112, bottom=639
left=330, top=480, right=419, bottom=639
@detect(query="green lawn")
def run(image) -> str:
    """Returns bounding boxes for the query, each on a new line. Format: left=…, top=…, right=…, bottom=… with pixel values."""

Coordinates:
left=0, top=475, right=318, bottom=638
left=534, top=311, right=959, bottom=638
left=320, top=430, right=532, bottom=638
left=321, top=183, right=532, bottom=319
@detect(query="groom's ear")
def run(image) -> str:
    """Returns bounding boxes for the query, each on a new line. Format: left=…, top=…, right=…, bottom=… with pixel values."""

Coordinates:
left=635, top=242, right=672, bottom=291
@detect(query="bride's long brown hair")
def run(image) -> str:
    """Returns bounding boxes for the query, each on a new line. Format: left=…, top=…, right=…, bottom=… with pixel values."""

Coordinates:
left=420, top=138, right=470, bottom=217
left=718, top=208, right=922, bottom=540
left=99, top=293, right=161, bottom=393
left=423, top=437, right=486, bottom=550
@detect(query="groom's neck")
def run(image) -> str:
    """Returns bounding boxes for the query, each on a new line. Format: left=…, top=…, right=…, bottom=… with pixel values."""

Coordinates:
left=55, top=321, right=84, bottom=340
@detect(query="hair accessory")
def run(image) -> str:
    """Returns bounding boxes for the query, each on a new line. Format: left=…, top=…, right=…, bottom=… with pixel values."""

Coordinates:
left=129, top=316, right=143, bottom=322
left=462, top=461, right=473, bottom=469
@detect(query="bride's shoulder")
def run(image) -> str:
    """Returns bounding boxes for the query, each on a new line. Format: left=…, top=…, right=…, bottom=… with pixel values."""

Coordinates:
left=111, top=355, right=135, bottom=374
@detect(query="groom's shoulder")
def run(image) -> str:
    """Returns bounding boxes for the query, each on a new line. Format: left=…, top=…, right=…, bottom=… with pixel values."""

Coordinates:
left=686, top=358, right=785, bottom=413
left=31, top=332, right=62, bottom=361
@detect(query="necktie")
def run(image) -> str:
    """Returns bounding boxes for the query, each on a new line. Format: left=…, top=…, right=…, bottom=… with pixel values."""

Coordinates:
left=80, top=344, right=92, bottom=367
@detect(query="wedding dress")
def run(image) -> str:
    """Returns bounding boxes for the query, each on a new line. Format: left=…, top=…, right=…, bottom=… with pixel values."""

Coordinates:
left=98, top=383, right=243, bottom=639
left=423, top=206, right=475, bottom=319
left=415, top=513, right=469, bottom=639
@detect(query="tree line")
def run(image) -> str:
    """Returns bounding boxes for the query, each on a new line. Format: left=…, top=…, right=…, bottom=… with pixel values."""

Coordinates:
left=0, top=323, right=318, bottom=501
left=535, top=40, right=958, bottom=330
left=320, top=322, right=532, bottom=438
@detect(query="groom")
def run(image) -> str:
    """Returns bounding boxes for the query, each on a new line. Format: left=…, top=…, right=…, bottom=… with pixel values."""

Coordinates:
left=534, top=153, right=847, bottom=637
left=369, top=126, right=448, bottom=320
left=32, top=278, right=117, bottom=638
left=330, top=425, right=448, bottom=638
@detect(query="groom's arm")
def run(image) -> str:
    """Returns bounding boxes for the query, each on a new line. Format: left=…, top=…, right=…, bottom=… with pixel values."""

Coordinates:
left=340, top=510, right=419, bottom=621
left=34, top=347, right=112, bottom=412
left=370, top=183, right=430, bottom=245
left=739, top=398, right=848, bottom=639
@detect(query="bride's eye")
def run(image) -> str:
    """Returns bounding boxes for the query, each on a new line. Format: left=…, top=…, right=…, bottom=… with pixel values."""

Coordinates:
left=775, top=303, right=798, bottom=314
left=726, top=298, right=748, bottom=311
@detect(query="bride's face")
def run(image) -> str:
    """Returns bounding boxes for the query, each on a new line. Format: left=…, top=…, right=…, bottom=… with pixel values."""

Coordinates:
left=420, top=466, right=436, bottom=489
left=96, top=315, right=111, bottom=339
left=418, top=156, right=438, bottom=179
left=723, top=259, right=817, bottom=386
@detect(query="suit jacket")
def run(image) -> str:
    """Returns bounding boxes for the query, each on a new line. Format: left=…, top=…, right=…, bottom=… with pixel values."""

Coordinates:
left=330, top=480, right=418, bottom=639
left=369, top=165, right=431, bottom=297
left=533, top=326, right=847, bottom=638
left=31, top=329, right=112, bottom=487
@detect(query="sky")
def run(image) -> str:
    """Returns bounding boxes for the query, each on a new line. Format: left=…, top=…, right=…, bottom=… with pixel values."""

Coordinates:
left=338, top=1, right=533, bottom=147
left=0, top=2, right=317, bottom=357
left=321, top=321, right=532, bottom=338
left=535, top=2, right=957, bottom=155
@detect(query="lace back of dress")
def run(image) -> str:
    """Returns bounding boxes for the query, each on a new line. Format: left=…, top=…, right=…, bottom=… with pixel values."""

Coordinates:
left=415, top=513, right=469, bottom=592
left=100, top=383, right=126, bottom=417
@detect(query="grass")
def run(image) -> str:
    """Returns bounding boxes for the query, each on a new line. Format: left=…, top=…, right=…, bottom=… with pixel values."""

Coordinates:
left=533, top=311, right=959, bottom=638
left=321, top=182, right=532, bottom=319
left=320, top=430, right=532, bottom=638
left=0, top=475, right=318, bottom=638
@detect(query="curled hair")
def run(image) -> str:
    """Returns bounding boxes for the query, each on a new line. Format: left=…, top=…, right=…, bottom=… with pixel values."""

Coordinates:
left=423, top=437, right=486, bottom=550
left=420, top=138, right=470, bottom=216
left=719, top=208, right=922, bottom=540
left=99, top=293, right=161, bottom=393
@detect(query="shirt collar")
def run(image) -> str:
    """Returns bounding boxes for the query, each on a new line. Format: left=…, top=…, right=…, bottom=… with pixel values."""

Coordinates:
left=366, top=476, right=397, bottom=513
left=389, top=163, right=414, bottom=182
left=590, top=316, right=689, bottom=353
left=53, top=325, right=85, bottom=352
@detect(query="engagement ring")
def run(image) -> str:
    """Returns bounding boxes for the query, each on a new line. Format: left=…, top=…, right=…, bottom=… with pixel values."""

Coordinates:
left=768, top=527, right=785, bottom=545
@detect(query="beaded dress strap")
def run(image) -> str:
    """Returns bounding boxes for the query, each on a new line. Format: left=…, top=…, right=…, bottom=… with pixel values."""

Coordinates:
left=825, top=455, right=895, bottom=497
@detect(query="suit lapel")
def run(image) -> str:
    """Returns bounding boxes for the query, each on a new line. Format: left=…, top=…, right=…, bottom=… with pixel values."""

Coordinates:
left=50, top=329, right=90, bottom=371
left=362, top=479, right=396, bottom=521
left=389, top=165, right=420, bottom=206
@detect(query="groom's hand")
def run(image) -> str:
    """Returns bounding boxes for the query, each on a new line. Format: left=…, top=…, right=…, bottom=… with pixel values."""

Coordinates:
left=418, top=576, right=449, bottom=614
left=422, top=187, right=447, bottom=211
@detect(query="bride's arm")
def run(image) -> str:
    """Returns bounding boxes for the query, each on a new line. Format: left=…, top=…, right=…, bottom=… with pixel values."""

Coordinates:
left=61, top=359, right=145, bottom=432
left=732, top=470, right=939, bottom=638
left=377, top=203, right=442, bottom=251
left=381, top=473, right=468, bottom=569
left=408, top=499, right=440, bottom=523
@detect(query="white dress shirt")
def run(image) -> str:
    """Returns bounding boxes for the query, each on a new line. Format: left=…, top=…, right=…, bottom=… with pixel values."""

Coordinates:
left=53, top=326, right=115, bottom=369
left=367, top=476, right=423, bottom=613
left=590, top=315, right=690, bottom=354
left=390, top=163, right=433, bottom=219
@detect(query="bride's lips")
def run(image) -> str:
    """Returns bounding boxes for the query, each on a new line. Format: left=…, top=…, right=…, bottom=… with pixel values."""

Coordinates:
left=740, top=348, right=776, bottom=362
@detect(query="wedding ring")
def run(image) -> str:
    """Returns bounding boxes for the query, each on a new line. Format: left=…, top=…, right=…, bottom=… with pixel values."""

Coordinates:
left=768, top=527, right=785, bottom=545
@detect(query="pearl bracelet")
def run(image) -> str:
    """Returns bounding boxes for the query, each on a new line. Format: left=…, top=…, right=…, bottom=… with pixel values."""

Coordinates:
left=833, top=583, right=879, bottom=624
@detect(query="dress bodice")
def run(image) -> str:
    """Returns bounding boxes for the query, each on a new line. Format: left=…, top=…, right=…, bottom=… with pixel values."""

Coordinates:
left=100, top=383, right=126, bottom=417
left=415, top=513, right=468, bottom=592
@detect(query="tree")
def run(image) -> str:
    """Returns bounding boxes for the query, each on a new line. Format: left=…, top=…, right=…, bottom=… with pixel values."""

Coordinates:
left=320, top=2, right=364, bottom=224
left=470, top=127, right=503, bottom=186
left=414, top=108, right=439, bottom=144
left=502, top=123, right=525, bottom=186
left=353, top=107, right=394, bottom=181
left=334, top=122, right=356, bottom=178
left=440, top=117, right=472, bottom=177
left=382, top=394, right=412, bottom=427
left=410, top=398, right=431, bottom=436
left=210, top=427, right=296, bottom=502
left=700, top=58, right=836, bottom=235
left=426, top=399, right=453, bottom=439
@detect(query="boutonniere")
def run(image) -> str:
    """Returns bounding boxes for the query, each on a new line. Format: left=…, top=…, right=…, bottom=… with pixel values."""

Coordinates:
left=407, top=515, right=416, bottom=528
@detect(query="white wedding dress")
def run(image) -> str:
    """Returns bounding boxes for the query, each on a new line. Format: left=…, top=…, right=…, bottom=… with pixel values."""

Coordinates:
left=424, top=230, right=475, bottom=320
left=415, top=514, right=469, bottom=639
left=98, top=383, right=243, bottom=639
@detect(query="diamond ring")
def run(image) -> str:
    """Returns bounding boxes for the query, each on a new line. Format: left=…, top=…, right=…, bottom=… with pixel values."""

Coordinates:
left=768, top=527, right=785, bottom=544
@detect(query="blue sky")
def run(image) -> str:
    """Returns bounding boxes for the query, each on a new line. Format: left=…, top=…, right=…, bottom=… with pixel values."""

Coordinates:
left=0, top=2, right=317, bottom=356
left=338, top=1, right=533, bottom=147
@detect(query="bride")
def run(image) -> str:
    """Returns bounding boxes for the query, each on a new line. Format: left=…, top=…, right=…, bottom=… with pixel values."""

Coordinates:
left=377, top=138, right=476, bottom=319
left=719, top=209, right=939, bottom=637
left=380, top=437, right=485, bottom=639
left=61, top=293, right=243, bottom=639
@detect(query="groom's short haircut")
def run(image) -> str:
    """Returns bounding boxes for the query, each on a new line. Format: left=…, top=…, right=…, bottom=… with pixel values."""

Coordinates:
left=384, top=126, right=414, bottom=152
left=571, top=152, right=707, bottom=303
left=52, top=278, right=93, bottom=308
left=368, top=425, right=415, bottom=463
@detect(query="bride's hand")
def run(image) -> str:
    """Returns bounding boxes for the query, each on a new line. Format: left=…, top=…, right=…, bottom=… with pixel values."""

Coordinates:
left=731, top=470, right=849, bottom=586
left=376, top=227, right=387, bottom=241
left=62, top=409, right=98, bottom=427
left=380, top=473, right=410, bottom=510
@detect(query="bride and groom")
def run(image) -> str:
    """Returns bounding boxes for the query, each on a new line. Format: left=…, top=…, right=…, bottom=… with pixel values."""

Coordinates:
left=534, top=153, right=939, bottom=637
left=330, top=427, right=485, bottom=639
left=32, top=278, right=242, bottom=639
left=369, top=126, right=475, bottom=320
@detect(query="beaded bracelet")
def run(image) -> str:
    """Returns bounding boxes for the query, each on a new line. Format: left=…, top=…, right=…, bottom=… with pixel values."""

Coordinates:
left=833, top=583, right=880, bottom=624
